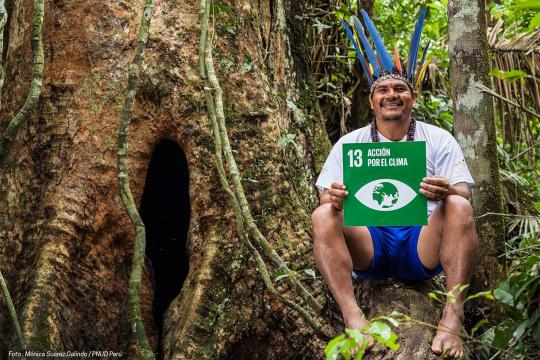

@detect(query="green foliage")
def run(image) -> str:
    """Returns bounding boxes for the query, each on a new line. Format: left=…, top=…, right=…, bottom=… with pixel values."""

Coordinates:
left=324, top=313, right=400, bottom=360
left=374, top=0, right=448, bottom=68
left=507, top=0, right=540, bottom=31
left=490, top=0, right=540, bottom=34
left=478, top=239, right=540, bottom=358
left=413, top=91, right=453, bottom=131
left=490, top=68, right=529, bottom=82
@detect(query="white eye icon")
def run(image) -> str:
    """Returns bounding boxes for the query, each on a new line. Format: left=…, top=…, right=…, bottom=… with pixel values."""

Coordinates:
left=354, top=179, right=418, bottom=212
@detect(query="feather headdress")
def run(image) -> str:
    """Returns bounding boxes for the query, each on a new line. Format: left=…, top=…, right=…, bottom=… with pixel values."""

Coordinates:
left=341, top=7, right=430, bottom=93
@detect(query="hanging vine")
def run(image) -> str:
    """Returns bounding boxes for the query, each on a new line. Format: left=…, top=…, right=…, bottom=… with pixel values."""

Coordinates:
left=116, top=1, right=155, bottom=359
left=0, top=0, right=44, bottom=164
left=0, top=0, right=7, bottom=111
left=199, top=0, right=334, bottom=340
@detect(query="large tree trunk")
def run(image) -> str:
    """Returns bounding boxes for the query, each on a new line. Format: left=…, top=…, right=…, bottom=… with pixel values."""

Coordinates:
left=447, top=0, right=505, bottom=291
left=0, top=0, right=330, bottom=358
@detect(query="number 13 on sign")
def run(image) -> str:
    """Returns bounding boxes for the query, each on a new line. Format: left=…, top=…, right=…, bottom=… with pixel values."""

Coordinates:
left=347, top=149, right=362, bottom=168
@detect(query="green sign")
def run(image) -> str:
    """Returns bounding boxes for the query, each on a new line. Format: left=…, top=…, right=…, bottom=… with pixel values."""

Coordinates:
left=343, top=142, right=427, bottom=226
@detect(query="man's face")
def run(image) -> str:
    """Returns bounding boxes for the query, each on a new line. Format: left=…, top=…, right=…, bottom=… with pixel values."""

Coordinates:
left=369, top=79, right=416, bottom=121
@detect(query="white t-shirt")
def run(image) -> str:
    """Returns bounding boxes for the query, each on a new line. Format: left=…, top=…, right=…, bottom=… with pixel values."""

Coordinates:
left=315, top=120, right=475, bottom=216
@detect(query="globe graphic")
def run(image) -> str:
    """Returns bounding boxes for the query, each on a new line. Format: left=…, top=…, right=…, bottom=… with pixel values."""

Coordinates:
left=372, top=182, right=400, bottom=208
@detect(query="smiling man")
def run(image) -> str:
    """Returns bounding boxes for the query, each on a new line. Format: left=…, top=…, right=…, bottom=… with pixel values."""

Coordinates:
left=312, top=9, right=479, bottom=359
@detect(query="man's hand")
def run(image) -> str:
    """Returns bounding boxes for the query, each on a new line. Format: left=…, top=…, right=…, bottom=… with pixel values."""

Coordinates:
left=420, top=176, right=450, bottom=201
left=325, top=182, right=349, bottom=210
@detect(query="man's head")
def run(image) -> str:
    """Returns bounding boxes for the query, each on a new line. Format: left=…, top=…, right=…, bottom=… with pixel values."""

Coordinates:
left=369, top=78, right=417, bottom=122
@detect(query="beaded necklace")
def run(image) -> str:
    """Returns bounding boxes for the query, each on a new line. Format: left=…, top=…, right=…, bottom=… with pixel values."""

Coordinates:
left=370, top=118, right=416, bottom=142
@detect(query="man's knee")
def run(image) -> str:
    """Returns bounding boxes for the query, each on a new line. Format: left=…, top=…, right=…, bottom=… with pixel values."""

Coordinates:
left=443, top=195, right=473, bottom=220
left=311, top=203, right=342, bottom=232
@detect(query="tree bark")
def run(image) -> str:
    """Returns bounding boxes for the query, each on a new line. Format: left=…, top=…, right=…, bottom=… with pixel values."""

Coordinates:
left=0, top=0, right=330, bottom=358
left=447, top=0, right=505, bottom=293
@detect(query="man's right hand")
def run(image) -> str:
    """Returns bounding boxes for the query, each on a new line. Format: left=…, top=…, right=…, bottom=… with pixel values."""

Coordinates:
left=326, top=182, right=349, bottom=210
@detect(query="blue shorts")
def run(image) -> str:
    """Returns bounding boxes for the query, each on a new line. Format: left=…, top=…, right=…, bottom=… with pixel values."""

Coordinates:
left=353, top=226, right=443, bottom=281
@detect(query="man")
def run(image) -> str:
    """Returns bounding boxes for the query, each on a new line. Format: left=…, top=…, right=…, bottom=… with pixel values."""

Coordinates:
left=312, top=76, right=478, bottom=358
left=312, top=10, right=478, bottom=357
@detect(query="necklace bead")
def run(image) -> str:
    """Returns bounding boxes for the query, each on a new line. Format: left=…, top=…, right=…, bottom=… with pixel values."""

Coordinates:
left=370, top=118, right=416, bottom=142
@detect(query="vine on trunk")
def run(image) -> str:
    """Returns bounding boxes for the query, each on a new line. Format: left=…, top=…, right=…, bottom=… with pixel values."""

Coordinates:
left=0, top=0, right=7, bottom=111
left=0, top=0, right=44, bottom=352
left=116, top=1, right=155, bottom=359
left=0, top=0, right=44, bottom=165
left=199, top=0, right=334, bottom=340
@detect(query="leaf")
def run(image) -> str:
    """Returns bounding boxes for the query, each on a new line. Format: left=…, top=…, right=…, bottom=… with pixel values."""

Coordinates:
left=513, top=320, right=528, bottom=339
left=368, top=321, right=392, bottom=341
left=465, top=291, right=495, bottom=302
left=493, top=287, right=515, bottom=307
left=529, top=11, right=540, bottom=30
left=493, top=320, right=520, bottom=348
left=471, top=319, right=488, bottom=337
left=508, top=0, right=540, bottom=11
left=490, top=69, right=528, bottom=82
left=372, top=315, right=399, bottom=327
left=426, top=2, right=446, bottom=14
left=345, top=328, right=364, bottom=343
left=275, top=273, right=290, bottom=282
left=313, top=18, right=331, bottom=35
left=325, top=334, right=345, bottom=359
left=304, top=268, right=316, bottom=279
left=513, top=275, right=540, bottom=301
left=427, top=292, right=441, bottom=302
left=354, top=339, right=368, bottom=360
left=479, top=326, right=495, bottom=358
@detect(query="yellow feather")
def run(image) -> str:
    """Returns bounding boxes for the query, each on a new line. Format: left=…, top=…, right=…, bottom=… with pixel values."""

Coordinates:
left=415, top=57, right=432, bottom=88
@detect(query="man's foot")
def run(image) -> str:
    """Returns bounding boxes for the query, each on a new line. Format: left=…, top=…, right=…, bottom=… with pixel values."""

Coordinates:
left=431, top=306, right=465, bottom=358
left=344, top=309, right=375, bottom=356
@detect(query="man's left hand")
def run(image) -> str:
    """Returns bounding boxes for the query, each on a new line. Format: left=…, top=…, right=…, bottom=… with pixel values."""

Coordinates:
left=420, top=176, right=449, bottom=201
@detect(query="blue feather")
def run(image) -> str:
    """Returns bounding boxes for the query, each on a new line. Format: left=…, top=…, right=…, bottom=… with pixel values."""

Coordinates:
left=407, top=7, right=428, bottom=80
left=416, top=39, right=431, bottom=80
left=351, top=16, right=380, bottom=78
left=360, top=9, right=394, bottom=73
left=341, top=19, right=373, bottom=84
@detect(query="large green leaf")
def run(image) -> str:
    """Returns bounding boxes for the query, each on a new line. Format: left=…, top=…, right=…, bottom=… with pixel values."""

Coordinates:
left=529, top=11, right=540, bottom=30
left=493, top=320, right=520, bottom=349
left=490, top=68, right=528, bottom=82
left=493, top=287, right=515, bottom=307
left=508, top=0, right=540, bottom=10
left=325, top=334, right=345, bottom=359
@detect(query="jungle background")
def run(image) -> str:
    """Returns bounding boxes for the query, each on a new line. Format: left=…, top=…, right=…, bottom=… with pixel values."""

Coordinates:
left=0, top=0, right=539, bottom=359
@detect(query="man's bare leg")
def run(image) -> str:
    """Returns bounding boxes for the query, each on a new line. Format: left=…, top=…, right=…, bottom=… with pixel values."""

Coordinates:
left=418, top=195, right=478, bottom=358
left=311, top=203, right=374, bottom=330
